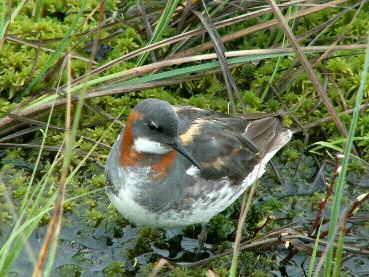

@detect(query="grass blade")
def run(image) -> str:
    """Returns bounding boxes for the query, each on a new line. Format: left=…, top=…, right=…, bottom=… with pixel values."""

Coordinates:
left=136, top=0, right=181, bottom=66
left=33, top=0, right=44, bottom=21
left=308, top=219, right=323, bottom=277
left=324, top=33, right=369, bottom=277
left=21, top=0, right=88, bottom=97
left=0, top=0, right=28, bottom=49
left=267, top=0, right=347, bottom=138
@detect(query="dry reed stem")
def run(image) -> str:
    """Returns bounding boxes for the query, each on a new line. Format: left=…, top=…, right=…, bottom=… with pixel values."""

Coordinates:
left=32, top=53, right=73, bottom=277
left=6, top=35, right=98, bottom=64
left=68, top=0, right=345, bottom=87
left=173, top=0, right=350, bottom=59
left=184, top=228, right=369, bottom=268
left=33, top=4, right=105, bottom=274
left=267, top=0, right=348, bottom=138
left=0, top=44, right=365, bottom=133
left=0, top=44, right=366, bottom=136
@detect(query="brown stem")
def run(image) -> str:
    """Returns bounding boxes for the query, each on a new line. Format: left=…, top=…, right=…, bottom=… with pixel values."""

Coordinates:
left=267, top=0, right=347, bottom=138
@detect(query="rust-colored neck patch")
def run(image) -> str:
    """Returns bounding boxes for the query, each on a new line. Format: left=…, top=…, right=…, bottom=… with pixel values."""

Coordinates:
left=119, top=111, right=142, bottom=167
left=151, top=150, right=176, bottom=179
left=120, top=111, right=177, bottom=179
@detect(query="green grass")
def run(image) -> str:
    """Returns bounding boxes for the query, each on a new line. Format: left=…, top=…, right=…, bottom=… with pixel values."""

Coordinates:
left=21, top=47, right=338, bottom=115
left=0, top=88, right=60, bottom=275
left=0, top=1, right=369, bottom=275
left=323, top=33, right=369, bottom=277
left=309, top=138, right=369, bottom=167
left=308, top=218, right=323, bottom=277
left=136, top=0, right=181, bottom=66
left=21, top=0, right=88, bottom=97
left=0, top=0, right=28, bottom=46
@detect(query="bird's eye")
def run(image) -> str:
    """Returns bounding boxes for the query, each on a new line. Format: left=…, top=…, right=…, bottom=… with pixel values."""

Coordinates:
left=147, top=122, right=157, bottom=131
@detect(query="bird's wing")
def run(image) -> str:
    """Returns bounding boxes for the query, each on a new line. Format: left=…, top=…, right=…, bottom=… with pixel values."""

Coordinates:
left=176, top=107, right=286, bottom=186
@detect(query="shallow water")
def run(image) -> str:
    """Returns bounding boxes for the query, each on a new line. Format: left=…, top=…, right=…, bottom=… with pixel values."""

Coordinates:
left=2, top=150, right=369, bottom=276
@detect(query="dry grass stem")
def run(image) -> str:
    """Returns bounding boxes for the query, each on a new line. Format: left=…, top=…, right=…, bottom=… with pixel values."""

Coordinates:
left=267, top=0, right=348, bottom=138
left=173, top=0, right=350, bottom=58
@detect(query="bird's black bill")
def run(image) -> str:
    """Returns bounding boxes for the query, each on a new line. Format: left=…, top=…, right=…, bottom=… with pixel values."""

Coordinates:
left=169, top=139, right=201, bottom=169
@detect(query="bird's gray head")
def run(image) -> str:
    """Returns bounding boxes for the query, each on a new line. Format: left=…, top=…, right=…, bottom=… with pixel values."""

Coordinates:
left=131, top=98, right=178, bottom=153
left=128, top=98, right=200, bottom=168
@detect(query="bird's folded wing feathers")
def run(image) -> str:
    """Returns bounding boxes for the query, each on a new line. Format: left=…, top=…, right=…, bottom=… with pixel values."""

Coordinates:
left=176, top=107, right=285, bottom=185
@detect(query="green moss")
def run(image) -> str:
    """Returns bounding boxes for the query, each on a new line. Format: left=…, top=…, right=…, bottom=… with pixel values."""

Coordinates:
left=86, top=209, right=104, bottom=227
left=63, top=201, right=76, bottom=213
left=55, top=264, right=82, bottom=276
left=310, top=192, right=326, bottom=211
left=103, top=261, right=126, bottom=276
left=282, top=147, right=300, bottom=163
left=140, top=251, right=273, bottom=276
left=106, top=27, right=143, bottom=60
left=13, top=0, right=117, bottom=16
left=243, top=91, right=262, bottom=111
left=39, top=214, right=52, bottom=227
left=207, top=214, right=235, bottom=240
left=129, top=227, right=162, bottom=258
left=283, top=116, right=293, bottom=129
left=1, top=17, right=67, bottom=97
left=261, top=198, right=283, bottom=214
left=91, top=174, right=104, bottom=188
left=348, top=159, right=366, bottom=175
left=265, top=98, right=281, bottom=112
left=2, top=2, right=369, bottom=276
left=0, top=98, right=16, bottom=117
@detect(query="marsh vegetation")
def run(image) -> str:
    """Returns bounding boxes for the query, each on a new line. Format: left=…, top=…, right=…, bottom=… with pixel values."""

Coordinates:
left=0, top=0, right=369, bottom=276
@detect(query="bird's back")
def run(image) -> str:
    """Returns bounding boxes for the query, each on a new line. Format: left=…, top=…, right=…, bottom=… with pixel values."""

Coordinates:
left=175, top=107, right=290, bottom=186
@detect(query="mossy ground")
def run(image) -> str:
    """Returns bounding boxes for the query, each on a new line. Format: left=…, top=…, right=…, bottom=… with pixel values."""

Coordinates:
left=1, top=1, right=369, bottom=276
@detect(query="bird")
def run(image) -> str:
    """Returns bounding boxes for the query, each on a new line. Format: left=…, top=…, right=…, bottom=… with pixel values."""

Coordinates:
left=105, top=98, right=291, bottom=244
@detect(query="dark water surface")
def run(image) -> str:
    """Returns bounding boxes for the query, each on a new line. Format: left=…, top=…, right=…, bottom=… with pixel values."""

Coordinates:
left=2, top=151, right=369, bottom=276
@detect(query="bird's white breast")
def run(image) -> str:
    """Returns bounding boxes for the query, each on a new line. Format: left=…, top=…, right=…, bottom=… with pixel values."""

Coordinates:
left=107, top=158, right=270, bottom=228
left=108, top=167, right=162, bottom=226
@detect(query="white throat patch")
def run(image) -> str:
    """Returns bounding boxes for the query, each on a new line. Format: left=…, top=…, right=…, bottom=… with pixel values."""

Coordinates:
left=133, top=137, right=170, bottom=154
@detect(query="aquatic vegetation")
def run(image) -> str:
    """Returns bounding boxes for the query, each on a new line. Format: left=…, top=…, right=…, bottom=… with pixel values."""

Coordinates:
left=0, top=0, right=369, bottom=276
